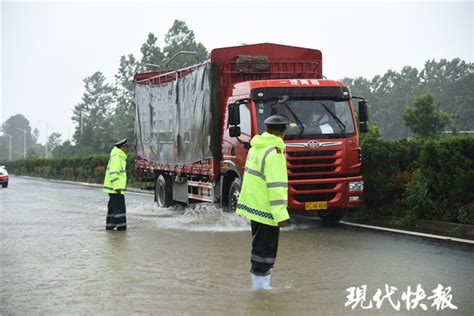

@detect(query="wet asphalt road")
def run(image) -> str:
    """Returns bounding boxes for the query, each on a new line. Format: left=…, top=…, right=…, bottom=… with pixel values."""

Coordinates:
left=1, top=177, right=473, bottom=315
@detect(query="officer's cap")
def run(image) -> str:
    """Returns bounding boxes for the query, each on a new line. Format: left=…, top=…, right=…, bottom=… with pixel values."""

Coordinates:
left=114, top=138, right=127, bottom=148
left=264, top=114, right=290, bottom=126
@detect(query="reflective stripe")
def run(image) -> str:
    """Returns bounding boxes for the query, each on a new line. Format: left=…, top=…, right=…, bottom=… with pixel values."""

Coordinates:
left=110, top=178, right=119, bottom=183
left=116, top=223, right=127, bottom=228
left=107, top=215, right=114, bottom=218
left=104, top=186, right=125, bottom=191
left=267, top=182, right=288, bottom=188
left=106, top=223, right=115, bottom=227
left=237, top=203, right=274, bottom=220
left=260, top=147, right=276, bottom=174
left=270, top=199, right=288, bottom=206
left=245, top=167, right=266, bottom=180
left=114, top=213, right=126, bottom=218
left=110, top=170, right=126, bottom=174
left=251, top=254, right=276, bottom=264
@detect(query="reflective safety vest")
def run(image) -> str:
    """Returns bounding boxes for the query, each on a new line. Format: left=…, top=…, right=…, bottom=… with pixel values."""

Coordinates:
left=103, top=146, right=127, bottom=194
left=236, top=132, right=290, bottom=226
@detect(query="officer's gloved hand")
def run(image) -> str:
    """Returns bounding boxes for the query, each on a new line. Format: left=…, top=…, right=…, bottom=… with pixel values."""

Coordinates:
left=278, top=220, right=289, bottom=227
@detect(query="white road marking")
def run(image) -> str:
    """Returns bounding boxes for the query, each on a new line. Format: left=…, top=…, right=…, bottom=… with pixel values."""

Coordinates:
left=340, top=221, right=474, bottom=245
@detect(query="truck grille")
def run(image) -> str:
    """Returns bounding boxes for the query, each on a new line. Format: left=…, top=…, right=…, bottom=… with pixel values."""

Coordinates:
left=288, top=166, right=336, bottom=174
left=286, top=149, right=342, bottom=200
left=287, top=151, right=337, bottom=158
left=286, top=150, right=340, bottom=175
left=291, top=183, right=337, bottom=191
left=294, top=193, right=337, bottom=202
left=289, top=158, right=336, bottom=165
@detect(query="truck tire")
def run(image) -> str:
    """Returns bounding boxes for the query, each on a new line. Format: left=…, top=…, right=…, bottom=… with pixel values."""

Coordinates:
left=156, top=175, right=172, bottom=208
left=2, top=182, right=7, bottom=188
left=227, top=178, right=241, bottom=213
left=318, top=209, right=346, bottom=224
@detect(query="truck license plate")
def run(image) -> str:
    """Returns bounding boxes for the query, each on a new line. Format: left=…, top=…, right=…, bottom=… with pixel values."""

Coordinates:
left=305, top=201, right=328, bottom=210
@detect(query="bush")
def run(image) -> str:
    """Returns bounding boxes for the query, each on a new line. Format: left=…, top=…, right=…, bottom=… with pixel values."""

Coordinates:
left=361, top=135, right=474, bottom=224
left=457, top=203, right=474, bottom=225
left=3, top=154, right=136, bottom=187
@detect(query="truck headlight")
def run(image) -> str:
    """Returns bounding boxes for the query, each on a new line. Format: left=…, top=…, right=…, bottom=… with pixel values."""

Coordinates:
left=349, top=181, right=364, bottom=192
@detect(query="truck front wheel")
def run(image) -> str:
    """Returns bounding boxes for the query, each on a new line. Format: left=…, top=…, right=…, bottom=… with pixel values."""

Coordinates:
left=156, top=175, right=173, bottom=208
left=228, top=178, right=241, bottom=213
left=318, top=209, right=346, bottom=224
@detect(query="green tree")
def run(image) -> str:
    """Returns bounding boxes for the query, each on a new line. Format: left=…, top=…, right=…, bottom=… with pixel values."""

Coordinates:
left=342, top=77, right=373, bottom=100
left=450, top=72, right=474, bottom=131
left=51, top=140, right=77, bottom=157
left=163, top=20, right=208, bottom=69
left=72, top=72, right=115, bottom=154
left=113, top=54, right=140, bottom=147
left=403, top=93, right=453, bottom=138
left=371, top=67, right=421, bottom=140
left=421, top=58, right=471, bottom=93
left=28, top=142, right=46, bottom=158
left=420, top=58, right=474, bottom=132
left=0, top=114, right=38, bottom=160
left=47, top=132, right=62, bottom=153
left=344, top=58, right=472, bottom=140
left=140, top=33, right=165, bottom=71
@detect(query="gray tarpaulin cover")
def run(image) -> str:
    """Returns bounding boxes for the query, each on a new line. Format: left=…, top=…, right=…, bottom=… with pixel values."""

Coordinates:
left=134, top=63, right=219, bottom=165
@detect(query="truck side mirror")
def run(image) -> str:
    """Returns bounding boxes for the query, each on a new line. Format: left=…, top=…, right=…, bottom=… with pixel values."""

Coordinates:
left=228, top=103, right=240, bottom=126
left=229, top=126, right=241, bottom=137
left=358, top=100, right=369, bottom=122
left=359, top=122, right=368, bottom=133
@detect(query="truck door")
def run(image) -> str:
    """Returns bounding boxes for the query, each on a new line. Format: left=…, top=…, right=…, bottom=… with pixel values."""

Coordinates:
left=223, top=101, right=252, bottom=173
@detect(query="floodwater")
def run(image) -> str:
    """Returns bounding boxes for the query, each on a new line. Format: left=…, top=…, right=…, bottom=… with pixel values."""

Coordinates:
left=1, top=177, right=473, bottom=315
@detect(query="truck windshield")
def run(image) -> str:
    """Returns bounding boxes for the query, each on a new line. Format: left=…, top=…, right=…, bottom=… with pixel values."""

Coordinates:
left=255, top=99, right=356, bottom=139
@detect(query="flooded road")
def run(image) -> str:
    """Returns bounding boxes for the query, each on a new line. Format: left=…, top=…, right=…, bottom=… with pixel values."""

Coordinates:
left=1, top=177, right=473, bottom=314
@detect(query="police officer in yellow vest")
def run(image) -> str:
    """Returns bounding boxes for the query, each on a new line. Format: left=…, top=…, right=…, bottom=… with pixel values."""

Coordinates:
left=103, top=138, right=128, bottom=231
left=236, top=114, right=290, bottom=290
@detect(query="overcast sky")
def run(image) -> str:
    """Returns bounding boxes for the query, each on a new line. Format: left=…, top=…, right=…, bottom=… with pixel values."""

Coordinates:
left=2, top=0, right=473, bottom=143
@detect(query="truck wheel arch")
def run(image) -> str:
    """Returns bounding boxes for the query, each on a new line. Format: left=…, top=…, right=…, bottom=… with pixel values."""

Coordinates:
left=220, top=160, right=242, bottom=207
left=221, top=171, right=240, bottom=207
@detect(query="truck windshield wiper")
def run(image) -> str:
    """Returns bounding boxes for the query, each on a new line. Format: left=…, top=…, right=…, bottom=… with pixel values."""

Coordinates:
left=273, top=95, right=305, bottom=137
left=321, top=103, right=346, bottom=135
left=284, top=103, right=305, bottom=137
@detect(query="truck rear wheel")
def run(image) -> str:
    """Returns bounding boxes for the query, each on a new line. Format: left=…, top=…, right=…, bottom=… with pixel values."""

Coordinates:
left=156, top=175, right=173, bottom=208
left=228, top=178, right=241, bottom=213
left=318, top=209, right=346, bottom=224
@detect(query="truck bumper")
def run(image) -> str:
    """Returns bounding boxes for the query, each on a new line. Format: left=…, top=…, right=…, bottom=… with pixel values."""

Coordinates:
left=287, top=176, right=363, bottom=212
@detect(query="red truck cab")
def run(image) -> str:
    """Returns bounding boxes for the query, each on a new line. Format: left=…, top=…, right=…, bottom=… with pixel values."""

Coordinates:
left=223, top=79, right=365, bottom=222
left=216, top=44, right=367, bottom=222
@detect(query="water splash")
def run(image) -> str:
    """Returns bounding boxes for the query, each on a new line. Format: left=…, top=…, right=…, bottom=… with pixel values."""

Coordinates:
left=127, top=200, right=314, bottom=232
left=128, top=201, right=251, bottom=232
